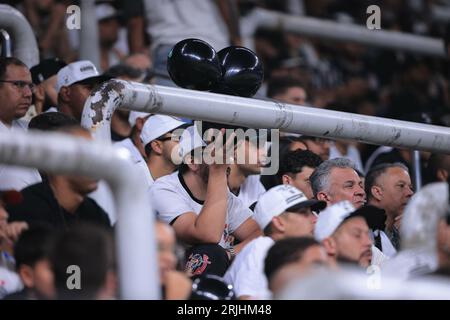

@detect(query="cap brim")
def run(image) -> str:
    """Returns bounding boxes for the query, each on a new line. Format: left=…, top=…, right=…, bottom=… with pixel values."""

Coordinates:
left=344, top=205, right=386, bottom=230
left=287, top=199, right=327, bottom=213
left=73, top=75, right=112, bottom=87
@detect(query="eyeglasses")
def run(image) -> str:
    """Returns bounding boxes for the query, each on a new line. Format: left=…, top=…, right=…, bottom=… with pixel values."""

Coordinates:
left=0, top=80, right=36, bottom=92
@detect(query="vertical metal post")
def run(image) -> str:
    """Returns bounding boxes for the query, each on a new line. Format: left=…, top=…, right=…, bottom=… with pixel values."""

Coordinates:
left=412, top=150, right=422, bottom=191
left=0, top=29, right=12, bottom=57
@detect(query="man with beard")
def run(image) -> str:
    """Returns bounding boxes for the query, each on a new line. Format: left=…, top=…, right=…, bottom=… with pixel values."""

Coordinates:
left=149, top=125, right=261, bottom=277
left=366, top=163, right=414, bottom=251
left=314, top=201, right=374, bottom=268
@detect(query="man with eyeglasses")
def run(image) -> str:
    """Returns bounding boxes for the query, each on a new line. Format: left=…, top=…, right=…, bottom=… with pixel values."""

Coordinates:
left=0, top=57, right=42, bottom=191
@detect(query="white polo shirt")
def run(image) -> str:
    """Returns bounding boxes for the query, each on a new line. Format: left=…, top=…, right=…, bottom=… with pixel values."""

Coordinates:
left=0, top=119, right=42, bottom=191
left=223, top=236, right=274, bottom=299
left=149, top=171, right=253, bottom=249
left=236, top=175, right=266, bottom=208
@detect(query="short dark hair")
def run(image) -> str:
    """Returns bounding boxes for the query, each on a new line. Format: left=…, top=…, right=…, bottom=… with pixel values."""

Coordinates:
left=267, top=77, right=305, bottom=98
left=277, top=150, right=323, bottom=182
left=365, top=162, right=410, bottom=200
left=264, top=237, right=320, bottom=283
left=28, top=112, right=78, bottom=131
left=50, top=223, right=115, bottom=300
left=104, top=64, right=143, bottom=80
left=14, top=225, right=54, bottom=269
left=0, top=57, right=28, bottom=81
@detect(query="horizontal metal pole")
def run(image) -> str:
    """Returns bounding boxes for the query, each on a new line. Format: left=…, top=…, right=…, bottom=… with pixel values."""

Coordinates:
left=250, top=8, right=446, bottom=58
left=83, top=80, right=450, bottom=154
left=0, top=130, right=160, bottom=299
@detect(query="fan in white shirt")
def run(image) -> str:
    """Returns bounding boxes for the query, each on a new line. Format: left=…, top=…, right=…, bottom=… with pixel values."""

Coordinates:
left=149, top=125, right=261, bottom=276
left=0, top=57, right=42, bottom=191
left=224, top=184, right=326, bottom=299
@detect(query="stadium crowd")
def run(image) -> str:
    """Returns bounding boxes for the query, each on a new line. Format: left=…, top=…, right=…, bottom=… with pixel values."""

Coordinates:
left=0, top=0, right=450, bottom=299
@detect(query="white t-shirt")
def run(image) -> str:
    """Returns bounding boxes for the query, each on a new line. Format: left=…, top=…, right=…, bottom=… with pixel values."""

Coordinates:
left=0, top=120, right=42, bottom=191
left=89, top=138, right=154, bottom=225
left=149, top=171, right=253, bottom=249
left=144, top=0, right=229, bottom=51
left=223, top=236, right=274, bottom=299
left=236, top=175, right=266, bottom=209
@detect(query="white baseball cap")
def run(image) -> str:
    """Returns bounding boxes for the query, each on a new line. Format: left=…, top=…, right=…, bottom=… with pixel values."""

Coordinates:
left=96, top=3, right=120, bottom=21
left=56, top=60, right=109, bottom=93
left=254, top=185, right=326, bottom=230
left=140, top=115, right=187, bottom=147
left=178, top=124, right=206, bottom=161
left=314, top=201, right=378, bottom=241
left=128, top=111, right=151, bottom=127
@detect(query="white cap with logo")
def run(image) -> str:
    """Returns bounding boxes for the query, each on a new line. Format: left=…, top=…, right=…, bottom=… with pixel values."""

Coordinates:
left=314, top=201, right=357, bottom=241
left=56, top=60, right=107, bottom=93
left=177, top=124, right=206, bottom=161
left=140, top=115, right=187, bottom=147
left=254, top=185, right=326, bottom=230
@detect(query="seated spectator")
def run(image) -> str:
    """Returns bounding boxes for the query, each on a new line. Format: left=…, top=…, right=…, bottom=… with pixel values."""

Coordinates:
left=28, top=112, right=78, bottom=132
left=224, top=185, right=325, bottom=299
left=0, top=57, right=42, bottom=190
left=149, top=125, right=261, bottom=277
left=4, top=225, right=55, bottom=300
left=6, top=126, right=111, bottom=230
left=310, top=158, right=366, bottom=209
left=264, top=237, right=329, bottom=298
left=155, top=220, right=192, bottom=300
left=314, top=201, right=375, bottom=268
left=329, top=140, right=364, bottom=173
left=426, top=153, right=450, bottom=184
left=434, top=212, right=450, bottom=277
left=297, top=136, right=331, bottom=161
left=366, top=163, right=414, bottom=251
left=277, top=149, right=323, bottom=199
left=50, top=223, right=116, bottom=300
left=56, top=60, right=110, bottom=122
left=30, top=58, right=67, bottom=114
left=267, top=77, right=308, bottom=106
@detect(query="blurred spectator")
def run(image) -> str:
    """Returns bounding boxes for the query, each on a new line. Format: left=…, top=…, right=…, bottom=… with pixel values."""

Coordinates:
left=224, top=185, right=325, bottom=299
left=6, top=126, right=111, bottom=230
left=28, top=111, right=78, bottom=131
left=426, top=153, right=450, bottom=185
left=310, top=158, right=365, bottom=208
left=365, top=163, right=414, bottom=251
left=143, top=0, right=241, bottom=86
left=264, top=237, right=328, bottom=297
left=30, top=58, right=67, bottom=114
left=56, top=60, right=110, bottom=122
left=329, top=140, right=364, bottom=173
left=22, top=0, right=72, bottom=61
left=123, top=53, right=152, bottom=77
left=50, top=223, right=116, bottom=300
left=149, top=126, right=261, bottom=277
left=4, top=225, right=55, bottom=300
left=434, top=213, right=450, bottom=277
left=277, top=149, right=323, bottom=199
left=0, top=57, right=42, bottom=191
left=297, top=136, right=330, bottom=161
left=314, top=201, right=374, bottom=268
left=267, top=77, right=308, bottom=105
left=155, top=220, right=192, bottom=300
left=96, top=3, right=126, bottom=72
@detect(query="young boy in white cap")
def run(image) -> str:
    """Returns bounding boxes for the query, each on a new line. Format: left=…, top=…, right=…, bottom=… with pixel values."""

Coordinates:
left=224, top=184, right=326, bottom=299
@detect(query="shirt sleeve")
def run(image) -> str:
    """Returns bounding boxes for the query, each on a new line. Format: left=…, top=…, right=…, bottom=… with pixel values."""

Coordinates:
left=149, top=180, right=195, bottom=225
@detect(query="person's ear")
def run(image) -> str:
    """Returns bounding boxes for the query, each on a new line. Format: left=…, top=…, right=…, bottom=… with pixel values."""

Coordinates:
left=18, top=265, right=35, bottom=288
left=371, top=185, right=383, bottom=201
left=436, top=168, right=449, bottom=183
left=135, top=117, right=146, bottom=132
left=150, top=140, right=163, bottom=156
left=282, top=174, right=291, bottom=185
left=322, top=237, right=337, bottom=256
left=271, top=216, right=286, bottom=233
left=316, top=191, right=329, bottom=203
left=59, top=86, right=70, bottom=103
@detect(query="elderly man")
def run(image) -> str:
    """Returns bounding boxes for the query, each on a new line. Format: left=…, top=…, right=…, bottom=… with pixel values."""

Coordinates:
left=0, top=57, right=42, bottom=190
left=310, top=158, right=366, bottom=209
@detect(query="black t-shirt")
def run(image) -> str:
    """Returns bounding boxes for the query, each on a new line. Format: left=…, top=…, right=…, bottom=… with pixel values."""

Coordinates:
left=6, top=181, right=111, bottom=230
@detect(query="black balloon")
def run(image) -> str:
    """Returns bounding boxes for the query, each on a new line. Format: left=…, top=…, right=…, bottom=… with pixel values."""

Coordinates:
left=189, top=274, right=236, bottom=300
left=167, top=38, right=222, bottom=91
left=215, top=46, right=264, bottom=97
